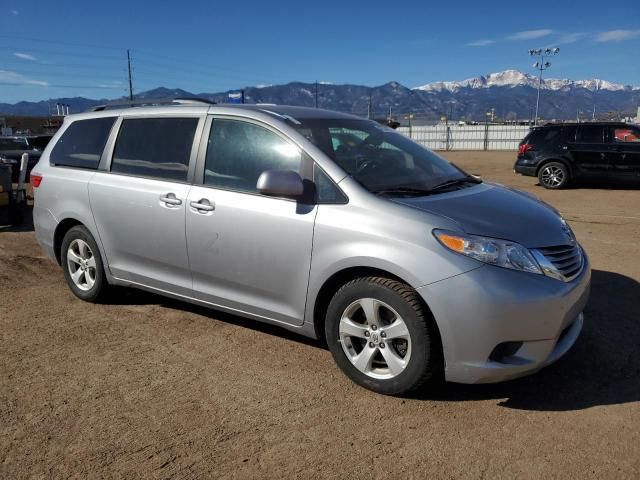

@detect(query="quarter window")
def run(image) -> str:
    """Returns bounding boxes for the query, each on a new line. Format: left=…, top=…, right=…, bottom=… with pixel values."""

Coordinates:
left=50, top=117, right=116, bottom=169
left=111, top=117, right=198, bottom=182
left=314, top=165, right=347, bottom=204
left=613, top=128, right=640, bottom=143
left=204, top=119, right=301, bottom=193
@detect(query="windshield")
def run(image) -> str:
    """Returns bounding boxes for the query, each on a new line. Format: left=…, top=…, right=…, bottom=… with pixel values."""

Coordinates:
left=294, top=118, right=470, bottom=193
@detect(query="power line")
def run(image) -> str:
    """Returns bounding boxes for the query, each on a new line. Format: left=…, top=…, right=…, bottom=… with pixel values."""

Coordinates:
left=1, top=46, right=123, bottom=60
left=3, top=68, right=126, bottom=81
left=0, top=34, right=126, bottom=51
left=0, top=81, right=123, bottom=89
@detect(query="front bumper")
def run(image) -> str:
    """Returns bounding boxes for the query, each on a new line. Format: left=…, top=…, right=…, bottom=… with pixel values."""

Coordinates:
left=417, top=255, right=591, bottom=384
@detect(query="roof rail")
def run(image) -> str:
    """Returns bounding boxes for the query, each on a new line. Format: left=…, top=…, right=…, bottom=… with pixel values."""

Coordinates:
left=90, top=97, right=216, bottom=112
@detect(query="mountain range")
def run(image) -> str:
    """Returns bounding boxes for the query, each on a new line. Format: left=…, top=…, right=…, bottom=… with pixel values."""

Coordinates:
left=1, top=70, right=638, bottom=122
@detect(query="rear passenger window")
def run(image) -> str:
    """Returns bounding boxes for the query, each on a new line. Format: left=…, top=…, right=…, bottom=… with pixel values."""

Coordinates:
left=50, top=117, right=116, bottom=169
left=575, top=126, right=604, bottom=143
left=528, top=128, right=561, bottom=144
left=204, top=119, right=301, bottom=193
left=111, top=117, right=198, bottom=182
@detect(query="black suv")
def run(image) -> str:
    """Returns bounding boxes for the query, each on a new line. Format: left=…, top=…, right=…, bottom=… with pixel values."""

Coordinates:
left=514, top=122, right=640, bottom=189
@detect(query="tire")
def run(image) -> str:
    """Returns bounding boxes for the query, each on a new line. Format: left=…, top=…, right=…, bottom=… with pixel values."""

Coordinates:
left=60, top=225, right=109, bottom=302
left=538, top=161, right=570, bottom=189
left=325, top=276, right=442, bottom=395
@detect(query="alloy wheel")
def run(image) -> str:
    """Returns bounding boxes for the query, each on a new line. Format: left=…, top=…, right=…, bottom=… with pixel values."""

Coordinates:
left=540, top=165, right=565, bottom=187
left=66, top=239, right=97, bottom=291
left=339, top=298, right=412, bottom=380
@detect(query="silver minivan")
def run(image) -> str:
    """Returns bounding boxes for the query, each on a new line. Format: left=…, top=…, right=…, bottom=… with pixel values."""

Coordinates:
left=32, top=100, right=590, bottom=395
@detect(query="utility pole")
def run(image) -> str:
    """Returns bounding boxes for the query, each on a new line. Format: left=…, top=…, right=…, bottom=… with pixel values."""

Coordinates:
left=367, top=92, right=372, bottom=119
left=592, top=80, right=600, bottom=120
left=127, top=49, right=134, bottom=101
left=315, top=81, right=318, bottom=108
left=528, top=47, right=559, bottom=125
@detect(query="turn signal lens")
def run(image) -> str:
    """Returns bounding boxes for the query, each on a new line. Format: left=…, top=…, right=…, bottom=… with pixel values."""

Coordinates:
left=436, top=233, right=465, bottom=253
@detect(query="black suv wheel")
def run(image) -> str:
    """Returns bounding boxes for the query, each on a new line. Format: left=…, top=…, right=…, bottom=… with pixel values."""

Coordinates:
left=538, top=162, right=569, bottom=189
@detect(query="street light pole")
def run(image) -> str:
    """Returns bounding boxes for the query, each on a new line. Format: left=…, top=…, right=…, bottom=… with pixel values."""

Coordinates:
left=528, top=47, right=559, bottom=126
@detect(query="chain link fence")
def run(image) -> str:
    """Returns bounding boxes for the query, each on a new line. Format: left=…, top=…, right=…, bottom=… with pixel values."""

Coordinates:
left=397, top=124, right=531, bottom=151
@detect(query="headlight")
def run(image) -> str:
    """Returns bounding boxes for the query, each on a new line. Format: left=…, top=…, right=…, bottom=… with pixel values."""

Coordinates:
left=433, top=229, right=542, bottom=275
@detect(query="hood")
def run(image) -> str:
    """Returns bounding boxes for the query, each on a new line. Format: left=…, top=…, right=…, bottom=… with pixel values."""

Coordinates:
left=392, top=182, right=572, bottom=248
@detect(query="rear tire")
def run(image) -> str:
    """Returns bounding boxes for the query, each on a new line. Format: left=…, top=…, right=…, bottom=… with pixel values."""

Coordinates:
left=325, top=276, right=442, bottom=396
left=538, top=161, right=570, bottom=189
left=61, top=225, right=109, bottom=302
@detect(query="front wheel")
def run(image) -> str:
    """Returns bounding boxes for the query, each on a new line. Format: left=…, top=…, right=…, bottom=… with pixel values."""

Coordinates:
left=538, top=162, right=570, bottom=189
left=325, top=277, right=442, bottom=395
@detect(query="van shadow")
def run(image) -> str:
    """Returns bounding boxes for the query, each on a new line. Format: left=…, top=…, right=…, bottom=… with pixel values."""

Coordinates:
left=106, top=287, right=325, bottom=350
left=105, top=269, right=639, bottom=411
left=419, top=269, right=640, bottom=411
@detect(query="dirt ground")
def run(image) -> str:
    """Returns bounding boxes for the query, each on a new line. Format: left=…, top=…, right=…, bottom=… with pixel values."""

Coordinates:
left=1, top=151, right=639, bottom=479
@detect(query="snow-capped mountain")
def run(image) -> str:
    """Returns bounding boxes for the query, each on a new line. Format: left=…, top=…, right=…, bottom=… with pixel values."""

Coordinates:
left=1, top=71, right=638, bottom=121
left=415, top=69, right=639, bottom=93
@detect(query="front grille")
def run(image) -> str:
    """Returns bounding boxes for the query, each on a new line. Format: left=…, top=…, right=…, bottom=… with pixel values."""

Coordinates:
left=535, top=244, right=583, bottom=281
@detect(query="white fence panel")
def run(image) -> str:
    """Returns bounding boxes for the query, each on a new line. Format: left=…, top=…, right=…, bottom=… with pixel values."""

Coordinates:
left=397, top=125, right=531, bottom=151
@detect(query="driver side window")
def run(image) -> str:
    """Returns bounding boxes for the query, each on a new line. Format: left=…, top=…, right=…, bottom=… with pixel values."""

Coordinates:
left=204, top=119, right=301, bottom=193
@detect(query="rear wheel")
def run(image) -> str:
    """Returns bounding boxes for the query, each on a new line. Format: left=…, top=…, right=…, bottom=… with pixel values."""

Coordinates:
left=538, top=162, right=569, bottom=189
left=325, top=276, right=442, bottom=395
left=61, top=225, right=109, bottom=302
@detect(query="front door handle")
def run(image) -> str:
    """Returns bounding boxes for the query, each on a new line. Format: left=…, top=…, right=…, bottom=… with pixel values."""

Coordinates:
left=190, top=198, right=215, bottom=212
left=160, top=193, right=182, bottom=206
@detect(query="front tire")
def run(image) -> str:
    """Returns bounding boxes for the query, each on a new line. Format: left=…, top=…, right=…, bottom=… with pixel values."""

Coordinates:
left=61, top=225, right=109, bottom=302
left=538, top=161, right=570, bottom=189
left=325, top=277, right=442, bottom=395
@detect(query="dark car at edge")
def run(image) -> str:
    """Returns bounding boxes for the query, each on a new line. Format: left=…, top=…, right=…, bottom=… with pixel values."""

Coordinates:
left=0, top=135, right=53, bottom=182
left=514, top=122, right=640, bottom=189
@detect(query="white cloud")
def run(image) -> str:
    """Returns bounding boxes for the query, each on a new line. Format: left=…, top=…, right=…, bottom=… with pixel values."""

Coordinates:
left=595, top=29, right=640, bottom=42
left=556, top=32, right=586, bottom=45
left=14, top=52, right=37, bottom=61
left=11, top=9, right=18, bottom=15
left=466, top=39, right=495, bottom=47
left=0, top=70, right=48, bottom=86
left=508, top=29, right=553, bottom=40
left=97, top=81, right=123, bottom=88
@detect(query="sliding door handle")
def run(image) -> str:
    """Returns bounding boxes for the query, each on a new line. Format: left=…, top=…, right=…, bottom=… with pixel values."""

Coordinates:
left=190, top=199, right=215, bottom=212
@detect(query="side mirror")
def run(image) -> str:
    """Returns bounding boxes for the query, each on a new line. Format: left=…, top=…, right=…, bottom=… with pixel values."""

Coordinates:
left=256, top=170, right=304, bottom=198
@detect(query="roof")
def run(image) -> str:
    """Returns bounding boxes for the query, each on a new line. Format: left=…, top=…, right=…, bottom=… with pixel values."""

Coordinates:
left=218, top=104, right=360, bottom=120
left=539, top=121, right=631, bottom=128
left=85, top=98, right=361, bottom=123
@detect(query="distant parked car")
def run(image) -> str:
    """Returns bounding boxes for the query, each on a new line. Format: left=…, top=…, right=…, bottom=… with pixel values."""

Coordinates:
left=0, top=135, right=53, bottom=182
left=514, top=122, right=640, bottom=189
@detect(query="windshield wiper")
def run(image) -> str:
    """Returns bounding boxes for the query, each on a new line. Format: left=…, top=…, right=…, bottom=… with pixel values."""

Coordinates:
left=429, top=176, right=482, bottom=192
left=372, top=186, right=433, bottom=197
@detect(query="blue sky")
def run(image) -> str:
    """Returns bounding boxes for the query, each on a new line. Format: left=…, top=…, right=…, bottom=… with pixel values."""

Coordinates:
left=1, top=0, right=639, bottom=103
